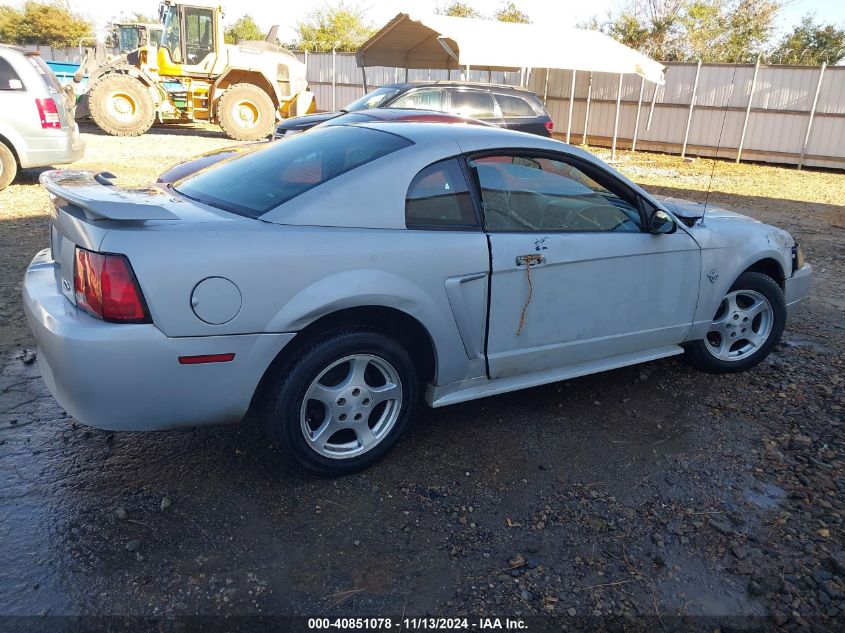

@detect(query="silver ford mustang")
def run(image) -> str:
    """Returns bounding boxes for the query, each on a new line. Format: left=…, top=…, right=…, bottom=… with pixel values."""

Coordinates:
left=23, top=122, right=812, bottom=474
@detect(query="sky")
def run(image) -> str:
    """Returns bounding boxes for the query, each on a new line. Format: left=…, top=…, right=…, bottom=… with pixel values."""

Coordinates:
left=23, top=0, right=845, bottom=41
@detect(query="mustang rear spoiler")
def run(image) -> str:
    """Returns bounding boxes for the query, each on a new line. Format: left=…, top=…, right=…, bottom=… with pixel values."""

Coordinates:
left=40, top=170, right=180, bottom=221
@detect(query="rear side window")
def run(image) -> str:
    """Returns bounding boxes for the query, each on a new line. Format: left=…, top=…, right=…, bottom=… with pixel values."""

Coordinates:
left=175, top=126, right=412, bottom=217
left=495, top=93, right=536, bottom=117
left=26, top=55, right=62, bottom=93
left=449, top=90, right=496, bottom=118
left=406, top=159, right=477, bottom=229
left=0, top=57, right=23, bottom=90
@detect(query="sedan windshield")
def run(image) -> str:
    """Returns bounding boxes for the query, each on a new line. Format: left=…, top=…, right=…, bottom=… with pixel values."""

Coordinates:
left=173, top=126, right=412, bottom=217
left=343, top=86, right=402, bottom=112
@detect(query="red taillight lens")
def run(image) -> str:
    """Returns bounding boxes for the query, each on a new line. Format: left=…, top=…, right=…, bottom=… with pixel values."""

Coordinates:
left=73, top=248, right=150, bottom=323
left=35, top=98, right=62, bottom=129
left=544, top=120, right=554, bottom=133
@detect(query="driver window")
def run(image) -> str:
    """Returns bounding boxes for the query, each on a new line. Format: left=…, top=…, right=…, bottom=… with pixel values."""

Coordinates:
left=469, top=154, right=642, bottom=233
left=185, top=8, right=214, bottom=65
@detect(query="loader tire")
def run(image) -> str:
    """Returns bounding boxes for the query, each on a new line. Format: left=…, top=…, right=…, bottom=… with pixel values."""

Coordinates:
left=88, top=74, right=155, bottom=137
left=217, top=84, right=275, bottom=141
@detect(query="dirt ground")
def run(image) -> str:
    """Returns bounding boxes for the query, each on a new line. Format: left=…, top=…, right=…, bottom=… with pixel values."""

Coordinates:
left=0, top=124, right=843, bottom=630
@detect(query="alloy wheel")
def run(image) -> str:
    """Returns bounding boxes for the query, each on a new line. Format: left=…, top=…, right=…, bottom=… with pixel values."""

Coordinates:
left=300, top=354, right=402, bottom=459
left=705, top=289, right=774, bottom=361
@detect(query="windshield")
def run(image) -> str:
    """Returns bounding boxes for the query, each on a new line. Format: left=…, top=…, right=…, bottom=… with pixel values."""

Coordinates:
left=161, top=5, right=182, bottom=63
left=174, top=126, right=413, bottom=217
left=343, top=86, right=402, bottom=112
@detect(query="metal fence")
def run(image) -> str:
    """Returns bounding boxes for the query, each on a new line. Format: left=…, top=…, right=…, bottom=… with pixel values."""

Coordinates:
left=26, top=45, right=845, bottom=169
left=297, top=52, right=845, bottom=170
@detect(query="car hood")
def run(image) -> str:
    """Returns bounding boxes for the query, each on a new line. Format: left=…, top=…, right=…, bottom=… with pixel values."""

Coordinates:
left=275, top=111, right=340, bottom=133
left=654, top=195, right=761, bottom=225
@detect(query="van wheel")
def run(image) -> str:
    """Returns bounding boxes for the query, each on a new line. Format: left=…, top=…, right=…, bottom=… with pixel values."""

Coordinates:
left=686, top=272, right=786, bottom=373
left=217, top=84, right=275, bottom=141
left=0, top=142, right=17, bottom=190
left=263, top=330, right=418, bottom=475
left=89, top=73, right=155, bottom=137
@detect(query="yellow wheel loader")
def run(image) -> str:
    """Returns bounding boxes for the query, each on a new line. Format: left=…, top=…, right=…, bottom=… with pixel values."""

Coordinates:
left=83, top=0, right=314, bottom=141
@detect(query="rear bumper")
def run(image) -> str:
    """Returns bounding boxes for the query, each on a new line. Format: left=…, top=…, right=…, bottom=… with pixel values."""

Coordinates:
left=18, top=123, right=85, bottom=169
left=23, top=249, right=294, bottom=431
left=785, top=263, right=812, bottom=315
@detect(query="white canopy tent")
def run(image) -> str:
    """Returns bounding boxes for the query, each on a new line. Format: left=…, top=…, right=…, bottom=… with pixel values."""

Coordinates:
left=356, top=13, right=666, bottom=157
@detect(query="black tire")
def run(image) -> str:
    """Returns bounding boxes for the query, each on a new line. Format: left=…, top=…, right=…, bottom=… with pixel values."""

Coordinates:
left=686, top=271, right=786, bottom=373
left=0, top=142, right=17, bottom=190
left=217, top=84, right=275, bottom=141
left=88, top=73, right=155, bottom=137
left=263, top=330, right=419, bottom=475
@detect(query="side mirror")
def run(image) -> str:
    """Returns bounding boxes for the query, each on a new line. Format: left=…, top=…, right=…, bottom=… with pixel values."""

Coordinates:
left=649, top=208, right=677, bottom=234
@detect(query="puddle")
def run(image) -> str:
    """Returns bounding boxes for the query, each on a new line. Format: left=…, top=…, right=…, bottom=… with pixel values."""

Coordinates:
left=780, top=334, right=829, bottom=353
left=745, top=481, right=786, bottom=509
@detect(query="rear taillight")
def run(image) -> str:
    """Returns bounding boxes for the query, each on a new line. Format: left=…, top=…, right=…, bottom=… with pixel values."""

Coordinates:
left=35, top=97, right=62, bottom=129
left=544, top=120, right=554, bottom=133
left=73, top=247, right=150, bottom=323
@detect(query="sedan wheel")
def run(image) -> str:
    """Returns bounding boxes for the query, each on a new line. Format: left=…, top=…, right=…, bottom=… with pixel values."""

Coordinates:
left=704, top=289, right=773, bottom=362
left=686, top=271, right=786, bottom=374
left=264, top=330, right=418, bottom=475
left=301, top=354, right=402, bottom=459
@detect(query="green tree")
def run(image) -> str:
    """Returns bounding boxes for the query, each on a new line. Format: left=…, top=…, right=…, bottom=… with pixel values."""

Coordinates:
left=2, top=1, right=93, bottom=48
left=607, top=0, right=686, bottom=60
left=0, top=5, right=25, bottom=44
left=773, top=14, right=845, bottom=64
left=224, top=15, right=265, bottom=44
left=495, top=1, right=530, bottom=23
left=436, top=2, right=482, bottom=18
left=605, top=0, right=784, bottom=62
left=293, top=2, right=374, bottom=52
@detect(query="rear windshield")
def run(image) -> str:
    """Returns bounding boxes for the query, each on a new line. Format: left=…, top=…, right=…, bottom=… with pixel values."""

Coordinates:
left=174, top=125, right=413, bottom=217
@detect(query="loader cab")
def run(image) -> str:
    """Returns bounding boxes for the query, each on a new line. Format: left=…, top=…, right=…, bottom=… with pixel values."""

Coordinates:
left=116, top=24, right=164, bottom=54
left=157, top=1, right=221, bottom=76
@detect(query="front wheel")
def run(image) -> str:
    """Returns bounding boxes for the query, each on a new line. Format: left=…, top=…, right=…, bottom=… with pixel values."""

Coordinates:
left=686, top=271, right=786, bottom=373
left=88, top=73, right=155, bottom=136
left=263, top=330, right=418, bottom=475
left=217, top=84, right=275, bottom=141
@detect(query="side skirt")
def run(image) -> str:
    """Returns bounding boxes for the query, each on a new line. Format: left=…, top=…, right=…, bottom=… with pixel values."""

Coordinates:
left=426, top=345, right=685, bottom=408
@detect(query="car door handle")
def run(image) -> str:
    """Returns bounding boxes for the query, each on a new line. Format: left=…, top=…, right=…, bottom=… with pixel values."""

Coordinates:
left=515, top=254, right=546, bottom=267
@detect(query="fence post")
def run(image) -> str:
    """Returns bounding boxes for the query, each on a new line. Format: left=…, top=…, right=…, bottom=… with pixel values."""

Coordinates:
left=582, top=72, right=593, bottom=145
left=681, top=60, right=702, bottom=159
left=631, top=76, right=645, bottom=152
left=647, top=82, right=660, bottom=131
left=361, top=66, right=368, bottom=93
left=736, top=55, right=761, bottom=163
left=543, top=68, right=549, bottom=105
left=611, top=73, right=624, bottom=161
left=566, top=70, right=576, bottom=144
left=331, top=47, right=337, bottom=111
left=798, top=62, right=826, bottom=170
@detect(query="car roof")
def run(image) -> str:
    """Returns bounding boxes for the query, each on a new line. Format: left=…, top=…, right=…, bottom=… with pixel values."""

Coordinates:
left=353, top=120, right=559, bottom=150
left=382, top=81, right=540, bottom=94
left=348, top=108, right=492, bottom=125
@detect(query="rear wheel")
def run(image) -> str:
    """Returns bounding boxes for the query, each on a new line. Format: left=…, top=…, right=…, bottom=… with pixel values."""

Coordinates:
left=686, top=272, right=786, bottom=373
left=88, top=73, right=155, bottom=136
left=263, top=330, right=418, bottom=475
left=217, top=84, right=275, bottom=141
left=0, top=142, right=17, bottom=190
